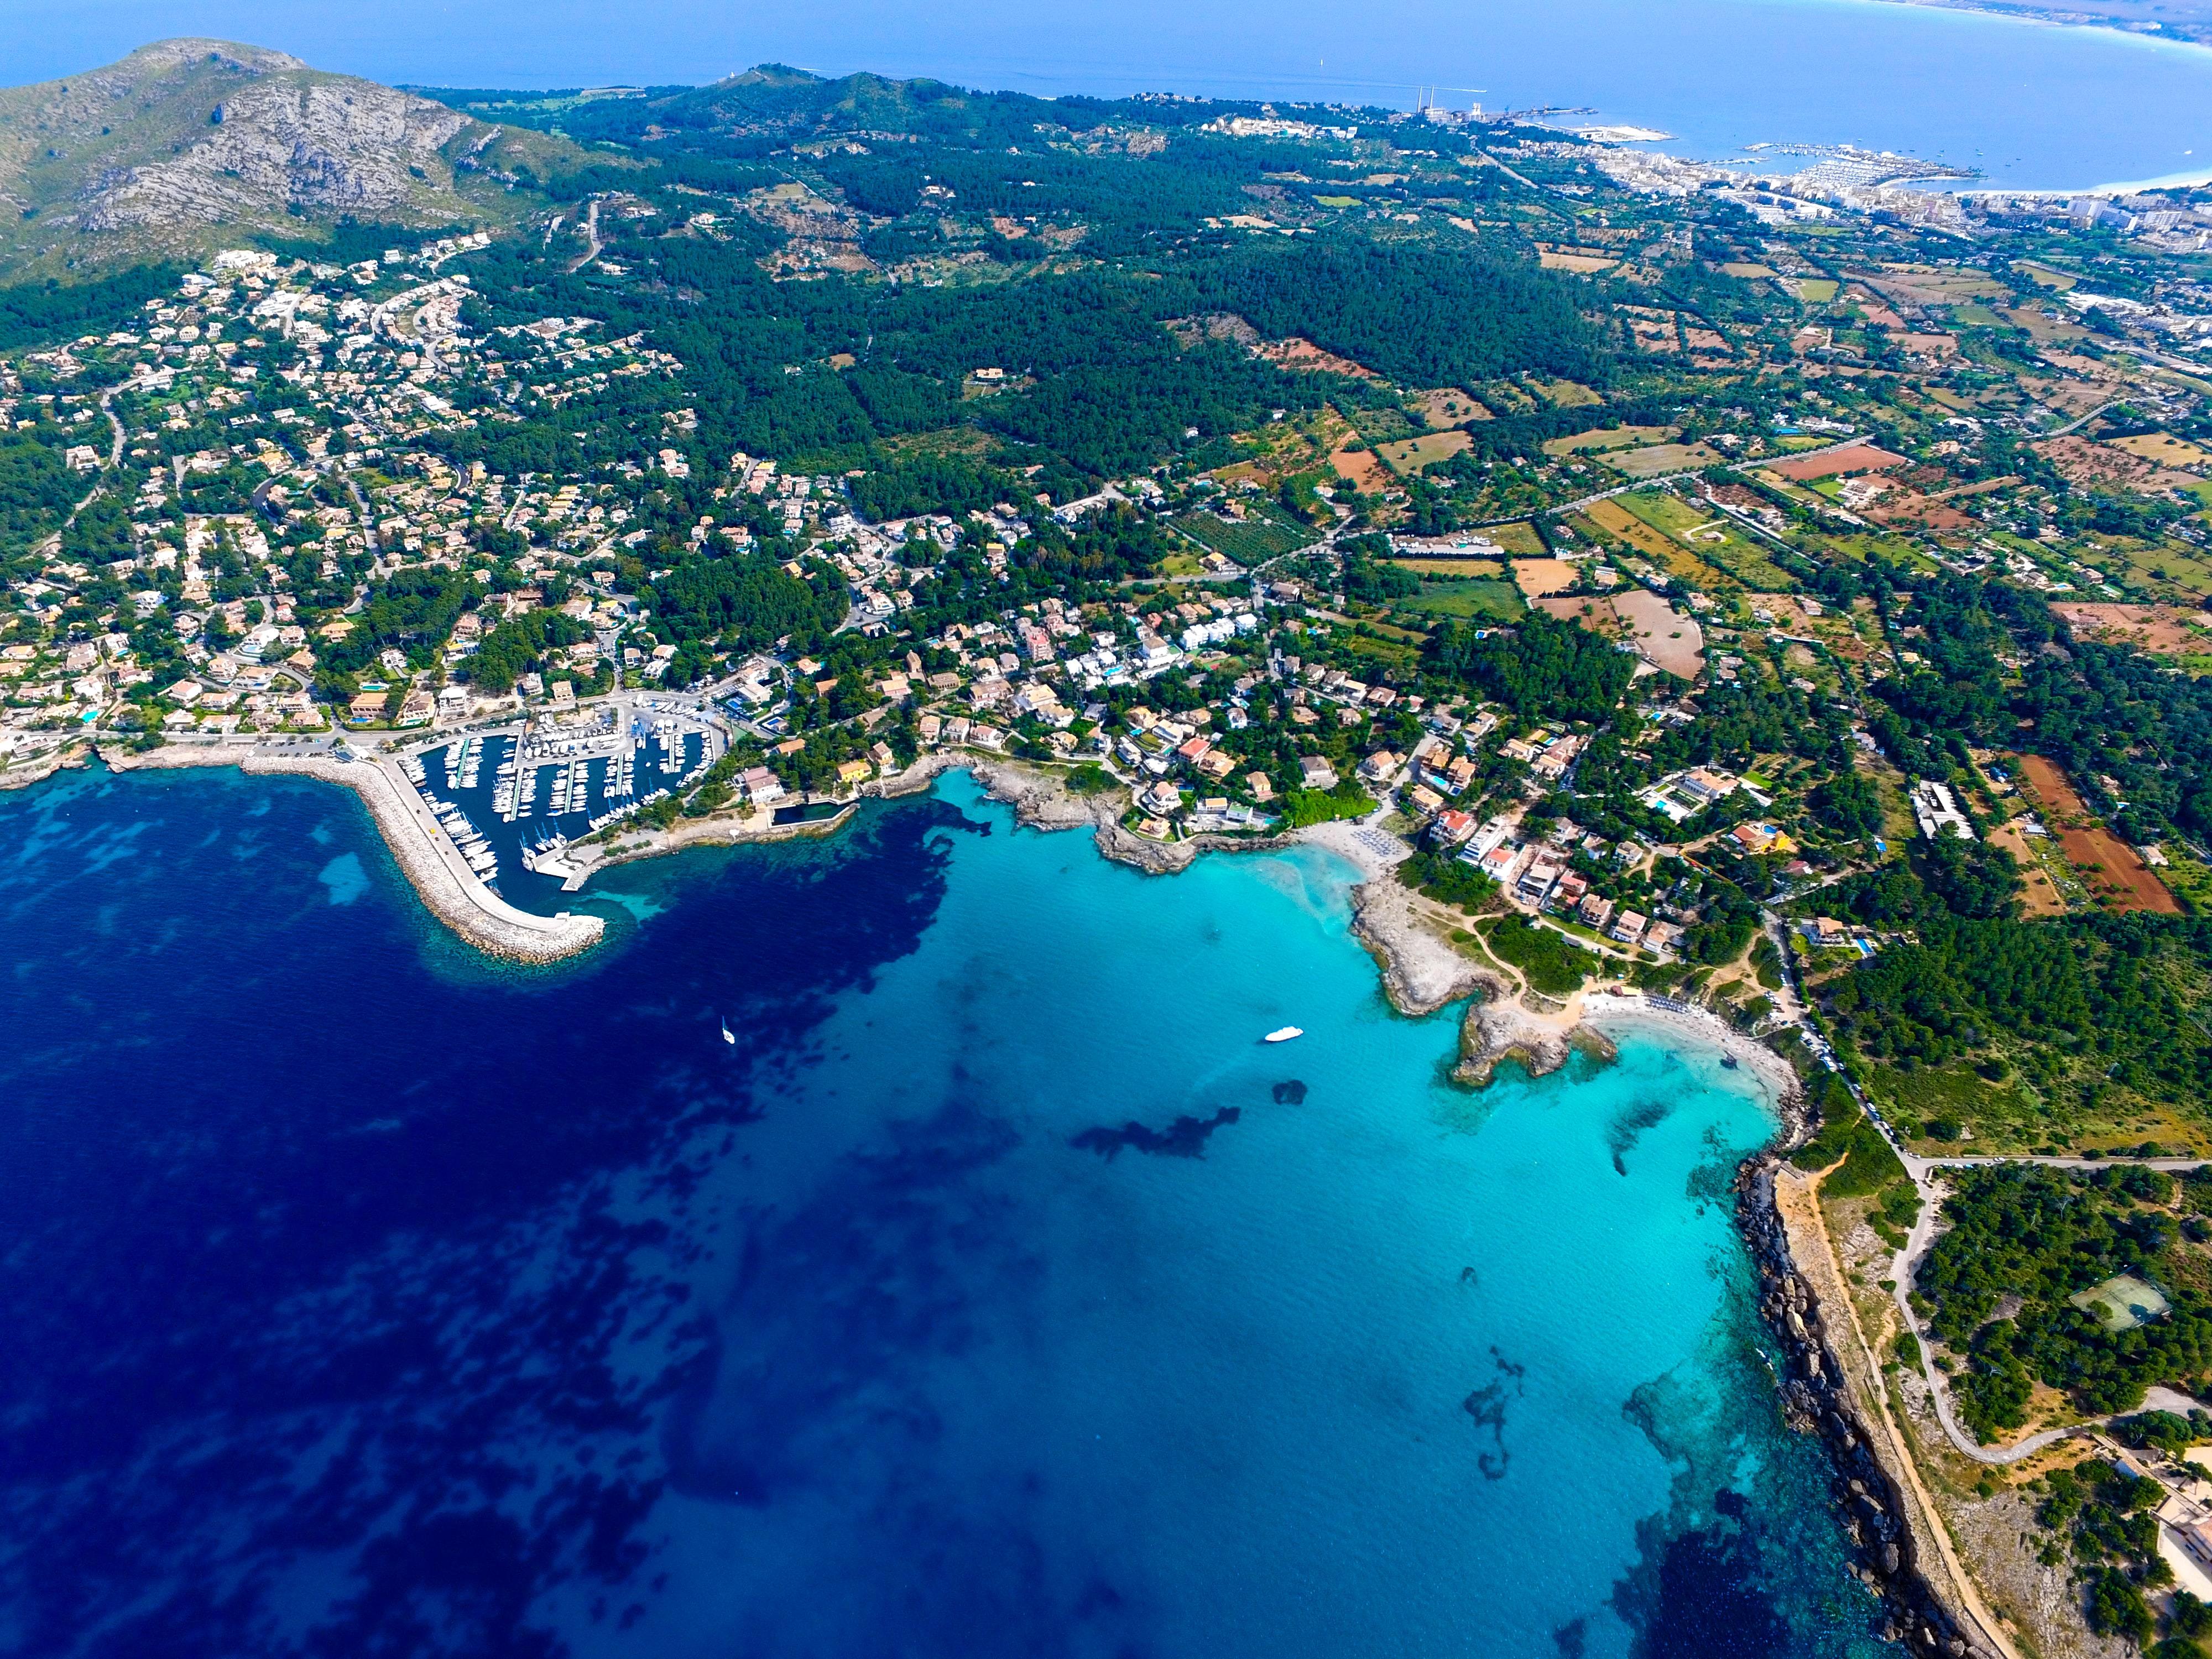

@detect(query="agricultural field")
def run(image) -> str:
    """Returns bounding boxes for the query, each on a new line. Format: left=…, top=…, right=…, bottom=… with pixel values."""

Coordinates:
left=1411, top=388, right=1491, bottom=427
left=1333, top=627, right=1423, bottom=677
left=2109, top=431, right=2211, bottom=471
left=1510, top=557, right=1583, bottom=597
left=2048, top=602, right=2212, bottom=658
left=2096, top=535, right=2212, bottom=603
left=1486, top=521, right=1550, bottom=555
left=1534, top=378, right=1604, bottom=408
left=1175, top=504, right=1317, bottom=566
left=1376, top=430, right=1474, bottom=473
left=1543, top=424, right=1676, bottom=458
left=1340, top=403, right=1418, bottom=444
left=1392, top=575, right=1525, bottom=625
left=1767, top=444, right=1906, bottom=483
left=1534, top=593, right=1624, bottom=636
left=1608, top=489, right=1799, bottom=590
left=1209, top=408, right=1355, bottom=488
left=1386, top=557, right=1507, bottom=578
left=1532, top=590, right=1707, bottom=682
left=1475, top=380, right=1540, bottom=414
left=1866, top=263, right=2012, bottom=305
left=1581, top=498, right=1730, bottom=587
left=1986, top=817, right=2075, bottom=917
left=1328, top=445, right=1392, bottom=494
left=1611, top=588, right=1707, bottom=678
left=1793, top=278, right=1839, bottom=302
left=1608, top=441, right=1723, bottom=479
left=2015, top=755, right=2180, bottom=915
left=2013, top=259, right=2080, bottom=290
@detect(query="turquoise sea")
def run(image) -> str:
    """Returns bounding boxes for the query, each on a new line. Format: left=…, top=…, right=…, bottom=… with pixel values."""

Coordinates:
left=7, top=0, right=2210, bottom=189
left=0, top=763, right=1885, bottom=1656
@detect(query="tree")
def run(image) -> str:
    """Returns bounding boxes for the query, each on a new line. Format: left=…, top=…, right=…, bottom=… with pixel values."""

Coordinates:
left=1809, top=771, right=1882, bottom=839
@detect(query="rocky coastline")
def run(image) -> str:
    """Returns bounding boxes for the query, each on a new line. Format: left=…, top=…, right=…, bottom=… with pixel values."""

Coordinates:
left=1740, top=1154, right=2008, bottom=1658
left=0, top=734, right=90, bottom=791
left=16, top=735, right=2015, bottom=1644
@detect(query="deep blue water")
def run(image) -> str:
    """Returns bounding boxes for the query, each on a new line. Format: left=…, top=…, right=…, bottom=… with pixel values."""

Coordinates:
left=6, top=0, right=2211, bottom=189
left=0, top=761, right=1888, bottom=1658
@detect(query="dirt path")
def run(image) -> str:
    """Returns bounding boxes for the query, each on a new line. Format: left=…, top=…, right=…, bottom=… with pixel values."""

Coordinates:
left=1778, top=1168, right=2025, bottom=1659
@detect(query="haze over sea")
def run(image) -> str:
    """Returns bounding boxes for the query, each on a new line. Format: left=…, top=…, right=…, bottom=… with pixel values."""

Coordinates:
left=0, top=762, right=1888, bottom=1657
left=5, top=0, right=2211, bottom=190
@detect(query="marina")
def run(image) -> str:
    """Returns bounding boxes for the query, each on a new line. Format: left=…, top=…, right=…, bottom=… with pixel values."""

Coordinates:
left=393, top=702, right=723, bottom=907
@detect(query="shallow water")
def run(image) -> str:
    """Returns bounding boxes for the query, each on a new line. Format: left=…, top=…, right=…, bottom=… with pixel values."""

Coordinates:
left=0, top=763, right=1887, bottom=1657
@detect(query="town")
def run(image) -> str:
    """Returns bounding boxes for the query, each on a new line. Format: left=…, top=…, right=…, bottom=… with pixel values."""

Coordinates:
left=12, top=40, right=2212, bottom=1659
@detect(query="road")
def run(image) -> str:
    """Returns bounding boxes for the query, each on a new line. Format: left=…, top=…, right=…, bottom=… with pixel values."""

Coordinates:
left=566, top=197, right=604, bottom=275
left=345, top=474, right=381, bottom=555
left=1765, top=911, right=2212, bottom=1464
left=100, top=388, right=125, bottom=468
left=2044, top=400, right=2121, bottom=439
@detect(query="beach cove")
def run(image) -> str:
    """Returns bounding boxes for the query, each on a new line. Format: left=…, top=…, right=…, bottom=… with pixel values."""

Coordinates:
left=0, top=755, right=1898, bottom=1656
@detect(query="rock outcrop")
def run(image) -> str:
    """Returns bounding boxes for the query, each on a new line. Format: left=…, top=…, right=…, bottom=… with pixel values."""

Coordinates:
left=0, top=39, right=588, bottom=272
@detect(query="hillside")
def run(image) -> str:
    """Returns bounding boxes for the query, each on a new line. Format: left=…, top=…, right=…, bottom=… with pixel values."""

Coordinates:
left=0, top=39, right=599, bottom=278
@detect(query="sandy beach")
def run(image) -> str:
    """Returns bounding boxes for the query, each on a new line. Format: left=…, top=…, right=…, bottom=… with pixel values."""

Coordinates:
left=58, top=743, right=1796, bottom=1127
left=1581, top=992, right=1805, bottom=1114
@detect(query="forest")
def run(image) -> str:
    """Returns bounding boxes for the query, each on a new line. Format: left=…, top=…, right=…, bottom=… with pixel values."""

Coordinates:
left=1822, top=860, right=2210, bottom=1110
left=0, top=427, right=84, bottom=563
left=644, top=552, right=850, bottom=657
left=1917, top=1164, right=2212, bottom=1437
left=463, top=609, right=591, bottom=695
left=1862, top=571, right=2212, bottom=845
left=1422, top=612, right=1635, bottom=722
left=0, top=264, right=180, bottom=352
left=312, top=569, right=477, bottom=690
left=406, top=62, right=1613, bottom=510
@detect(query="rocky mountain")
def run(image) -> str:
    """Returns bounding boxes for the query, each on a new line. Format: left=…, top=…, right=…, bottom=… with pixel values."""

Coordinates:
left=0, top=39, right=596, bottom=278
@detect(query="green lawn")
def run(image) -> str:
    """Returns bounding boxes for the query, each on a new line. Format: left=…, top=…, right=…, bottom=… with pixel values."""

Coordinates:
left=1394, top=576, right=1525, bottom=624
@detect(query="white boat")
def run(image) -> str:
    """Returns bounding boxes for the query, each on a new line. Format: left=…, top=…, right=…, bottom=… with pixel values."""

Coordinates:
left=721, top=1019, right=735, bottom=1045
left=1264, top=1026, right=1303, bottom=1044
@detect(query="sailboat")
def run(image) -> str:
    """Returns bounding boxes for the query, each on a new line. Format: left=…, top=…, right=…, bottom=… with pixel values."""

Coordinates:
left=721, top=1018, right=735, bottom=1045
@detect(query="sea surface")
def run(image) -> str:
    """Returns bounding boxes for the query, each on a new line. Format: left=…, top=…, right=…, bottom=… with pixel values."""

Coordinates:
left=0, top=761, right=1888, bottom=1658
left=5, top=0, right=2210, bottom=190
